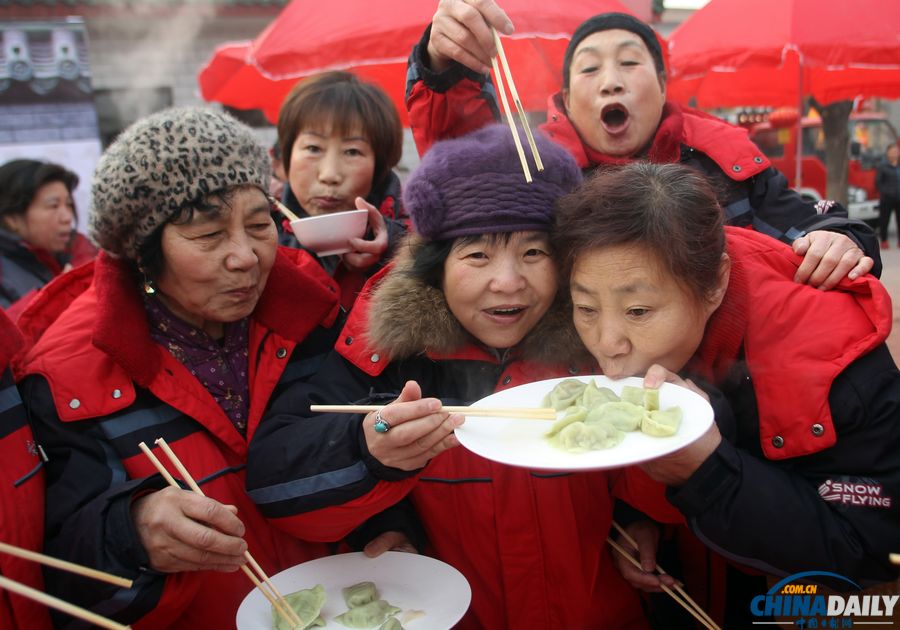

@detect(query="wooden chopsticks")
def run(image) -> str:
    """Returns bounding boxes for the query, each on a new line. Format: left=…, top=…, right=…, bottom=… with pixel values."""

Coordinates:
left=0, top=575, right=131, bottom=630
left=608, top=521, right=721, bottom=630
left=0, top=541, right=134, bottom=629
left=0, top=541, right=133, bottom=589
left=138, top=439, right=304, bottom=629
left=309, top=404, right=557, bottom=420
left=491, top=28, right=543, bottom=182
left=272, top=198, right=301, bottom=223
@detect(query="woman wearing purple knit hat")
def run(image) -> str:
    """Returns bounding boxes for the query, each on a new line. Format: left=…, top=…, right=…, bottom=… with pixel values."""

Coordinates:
left=246, top=123, right=653, bottom=629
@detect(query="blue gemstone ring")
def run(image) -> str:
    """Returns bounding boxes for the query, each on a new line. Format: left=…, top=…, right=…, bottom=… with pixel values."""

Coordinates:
left=373, top=409, right=391, bottom=433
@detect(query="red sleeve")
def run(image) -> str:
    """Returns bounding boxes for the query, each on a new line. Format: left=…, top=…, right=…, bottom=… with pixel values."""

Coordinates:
left=406, top=76, right=498, bottom=157
left=611, top=466, right=685, bottom=525
left=268, top=477, right=419, bottom=542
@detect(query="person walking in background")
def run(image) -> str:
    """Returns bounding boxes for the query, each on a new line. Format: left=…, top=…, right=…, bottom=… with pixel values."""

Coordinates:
left=875, top=143, right=900, bottom=248
left=0, top=159, right=96, bottom=318
left=277, top=71, right=408, bottom=310
left=406, top=4, right=881, bottom=289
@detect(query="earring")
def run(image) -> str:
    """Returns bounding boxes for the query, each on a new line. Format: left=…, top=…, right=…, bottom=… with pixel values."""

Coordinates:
left=141, top=271, right=156, bottom=295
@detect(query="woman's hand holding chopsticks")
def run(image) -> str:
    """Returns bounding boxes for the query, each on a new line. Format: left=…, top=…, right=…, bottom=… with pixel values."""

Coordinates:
left=609, top=520, right=679, bottom=593
left=131, top=487, right=248, bottom=573
left=427, top=0, right=514, bottom=74
left=363, top=380, right=464, bottom=471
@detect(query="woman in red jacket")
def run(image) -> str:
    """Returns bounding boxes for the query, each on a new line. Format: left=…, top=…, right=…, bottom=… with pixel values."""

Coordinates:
left=552, top=161, right=900, bottom=626
left=407, top=4, right=880, bottom=288
left=16, top=107, right=455, bottom=629
left=248, top=124, right=654, bottom=629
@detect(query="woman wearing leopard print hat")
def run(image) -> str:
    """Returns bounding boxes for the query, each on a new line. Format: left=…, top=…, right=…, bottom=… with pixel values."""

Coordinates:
left=15, top=106, right=459, bottom=627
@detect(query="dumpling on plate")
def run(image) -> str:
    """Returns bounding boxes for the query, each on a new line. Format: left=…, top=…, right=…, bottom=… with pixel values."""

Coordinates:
left=334, top=600, right=401, bottom=628
left=342, top=581, right=378, bottom=608
left=553, top=421, right=624, bottom=453
left=546, top=405, right=588, bottom=438
left=542, top=378, right=588, bottom=411
left=587, top=401, right=646, bottom=432
left=273, top=584, right=326, bottom=630
left=619, top=385, right=660, bottom=411
left=580, top=381, right=620, bottom=409
left=641, top=407, right=683, bottom=437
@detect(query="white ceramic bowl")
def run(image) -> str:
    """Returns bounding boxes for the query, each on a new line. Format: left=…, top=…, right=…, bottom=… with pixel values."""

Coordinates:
left=289, top=209, right=368, bottom=256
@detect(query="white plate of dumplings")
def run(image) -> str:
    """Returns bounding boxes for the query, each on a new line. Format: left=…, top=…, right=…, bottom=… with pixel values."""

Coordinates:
left=455, top=375, right=714, bottom=471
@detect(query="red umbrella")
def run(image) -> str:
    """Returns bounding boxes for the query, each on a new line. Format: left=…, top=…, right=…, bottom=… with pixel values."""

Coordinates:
left=198, top=0, right=644, bottom=126
left=666, top=0, right=900, bottom=108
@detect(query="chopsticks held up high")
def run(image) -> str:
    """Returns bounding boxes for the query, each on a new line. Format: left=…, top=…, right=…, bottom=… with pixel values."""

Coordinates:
left=491, top=28, right=543, bottom=183
left=138, top=440, right=304, bottom=630
left=310, top=404, right=557, bottom=420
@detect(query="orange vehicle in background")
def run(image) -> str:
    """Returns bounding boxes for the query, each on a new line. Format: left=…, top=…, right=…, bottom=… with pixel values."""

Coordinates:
left=749, top=110, right=899, bottom=226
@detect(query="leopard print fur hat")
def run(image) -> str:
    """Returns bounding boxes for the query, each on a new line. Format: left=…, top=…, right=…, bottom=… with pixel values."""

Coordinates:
left=88, top=106, right=270, bottom=261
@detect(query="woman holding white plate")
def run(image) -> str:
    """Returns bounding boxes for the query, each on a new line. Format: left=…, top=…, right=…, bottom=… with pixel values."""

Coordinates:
left=248, top=124, right=655, bottom=629
left=552, top=162, right=900, bottom=623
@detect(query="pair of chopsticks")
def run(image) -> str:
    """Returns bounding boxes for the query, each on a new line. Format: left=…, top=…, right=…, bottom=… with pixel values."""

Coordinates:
left=309, top=404, right=557, bottom=420
left=272, top=198, right=300, bottom=223
left=491, top=28, right=543, bottom=183
left=138, top=438, right=305, bottom=629
left=607, top=521, right=721, bottom=630
left=0, top=541, right=133, bottom=629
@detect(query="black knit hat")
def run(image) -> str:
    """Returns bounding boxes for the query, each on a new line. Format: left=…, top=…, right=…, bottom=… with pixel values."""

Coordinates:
left=562, top=12, right=665, bottom=89
left=404, top=124, right=582, bottom=241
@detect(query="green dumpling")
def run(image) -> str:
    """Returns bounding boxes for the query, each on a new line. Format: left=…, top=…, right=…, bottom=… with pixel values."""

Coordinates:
left=580, top=381, right=620, bottom=409
left=273, top=584, right=327, bottom=630
left=546, top=405, right=588, bottom=438
left=342, top=581, right=378, bottom=608
left=553, top=421, right=624, bottom=452
left=334, top=599, right=401, bottom=628
left=542, top=379, right=589, bottom=411
left=619, top=385, right=645, bottom=406
left=619, top=385, right=661, bottom=411
left=378, top=618, right=404, bottom=630
left=641, top=407, right=683, bottom=437
left=586, top=401, right=646, bottom=432
left=643, top=388, right=660, bottom=412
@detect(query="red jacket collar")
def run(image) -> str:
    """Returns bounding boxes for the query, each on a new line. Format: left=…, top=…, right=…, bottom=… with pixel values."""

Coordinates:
left=22, top=247, right=340, bottom=388
left=539, top=94, right=769, bottom=179
left=691, top=228, right=890, bottom=459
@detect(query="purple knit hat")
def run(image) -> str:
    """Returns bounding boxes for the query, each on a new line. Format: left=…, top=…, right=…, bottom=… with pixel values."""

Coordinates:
left=404, top=123, right=582, bottom=240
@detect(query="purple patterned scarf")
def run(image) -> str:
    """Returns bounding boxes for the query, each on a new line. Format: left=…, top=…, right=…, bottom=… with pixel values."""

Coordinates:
left=144, top=294, right=251, bottom=435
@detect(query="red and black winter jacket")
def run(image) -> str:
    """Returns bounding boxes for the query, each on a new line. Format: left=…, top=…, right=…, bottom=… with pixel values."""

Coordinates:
left=0, top=309, right=51, bottom=630
left=668, top=228, right=898, bottom=585
left=404, top=31, right=880, bottom=275
left=15, top=247, right=344, bottom=628
left=247, top=245, right=653, bottom=630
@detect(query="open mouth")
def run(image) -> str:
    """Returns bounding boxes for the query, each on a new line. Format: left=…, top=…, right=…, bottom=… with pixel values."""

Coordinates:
left=487, top=306, right=525, bottom=317
left=601, top=104, right=630, bottom=133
